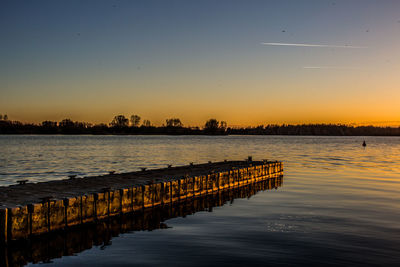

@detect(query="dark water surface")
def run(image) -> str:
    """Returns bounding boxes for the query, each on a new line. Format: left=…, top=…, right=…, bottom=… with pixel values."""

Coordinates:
left=1, top=135, right=400, bottom=266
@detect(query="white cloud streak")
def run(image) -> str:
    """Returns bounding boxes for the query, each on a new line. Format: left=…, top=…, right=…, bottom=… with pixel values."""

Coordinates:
left=303, top=66, right=360, bottom=70
left=261, top=42, right=367, bottom=49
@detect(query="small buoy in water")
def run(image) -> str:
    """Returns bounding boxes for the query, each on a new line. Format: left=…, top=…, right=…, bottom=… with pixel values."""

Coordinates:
left=362, top=140, right=367, bottom=147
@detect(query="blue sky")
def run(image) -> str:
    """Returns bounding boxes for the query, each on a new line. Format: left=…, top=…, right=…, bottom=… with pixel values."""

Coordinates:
left=1, top=0, right=400, bottom=126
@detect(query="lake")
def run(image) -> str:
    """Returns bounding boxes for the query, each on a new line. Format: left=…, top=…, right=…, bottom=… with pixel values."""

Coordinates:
left=1, top=135, right=400, bottom=266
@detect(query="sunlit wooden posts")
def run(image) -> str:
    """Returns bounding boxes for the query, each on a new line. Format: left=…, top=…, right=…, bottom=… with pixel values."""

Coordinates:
left=143, top=184, right=152, bottom=209
left=201, top=175, right=207, bottom=195
left=194, top=176, right=201, bottom=196
left=120, top=188, right=133, bottom=214
left=81, top=194, right=95, bottom=223
left=1, top=160, right=283, bottom=241
left=64, top=196, right=81, bottom=226
left=153, top=183, right=162, bottom=206
left=179, top=177, right=187, bottom=201
left=170, top=180, right=179, bottom=203
left=49, top=199, right=66, bottom=231
left=109, top=189, right=122, bottom=216
left=132, top=186, right=143, bottom=211
left=8, top=206, right=30, bottom=240
left=186, top=177, right=194, bottom=198
left=3, top=178, right=285, bottom=264
left=162, top=181, right=172, bottom=205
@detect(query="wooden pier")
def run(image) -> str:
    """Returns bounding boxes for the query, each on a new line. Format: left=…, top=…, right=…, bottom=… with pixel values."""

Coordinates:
left=1, top=175, right=283, bottom=266
left=0, top=159, right=283, bottom=243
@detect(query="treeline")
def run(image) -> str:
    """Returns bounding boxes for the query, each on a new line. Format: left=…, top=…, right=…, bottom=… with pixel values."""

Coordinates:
left=0, top=115, right=227, bottom=135
left=0, top=114, right=400, bottom=136
left=226, top=124, right=400, bottom=136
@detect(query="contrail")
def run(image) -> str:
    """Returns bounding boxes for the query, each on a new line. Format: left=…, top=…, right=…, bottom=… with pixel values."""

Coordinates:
left=303, top=66, right=360, bottom=70
left=261, top=42, right=367, bottom=49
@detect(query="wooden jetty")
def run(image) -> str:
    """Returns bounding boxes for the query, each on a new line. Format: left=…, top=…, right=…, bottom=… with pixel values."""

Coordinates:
left=0, top=159, right=283, bottom=243
left=1, top=175, right=283, bottom=266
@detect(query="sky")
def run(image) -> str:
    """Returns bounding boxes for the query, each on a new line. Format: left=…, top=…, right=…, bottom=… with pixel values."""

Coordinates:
left=1, top=0, right=400, bottom=127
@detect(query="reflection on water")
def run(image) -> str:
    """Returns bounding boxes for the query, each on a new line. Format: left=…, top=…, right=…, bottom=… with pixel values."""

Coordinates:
left=1, top=135, right=400, bottom=266
left=1, top=177, right=282, bottom=267
left=1, top=135, right=399, bottom=186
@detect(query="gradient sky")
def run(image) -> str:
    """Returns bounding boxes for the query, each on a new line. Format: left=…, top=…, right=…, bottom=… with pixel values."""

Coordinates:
left=1, top=0, right=400, bottom=126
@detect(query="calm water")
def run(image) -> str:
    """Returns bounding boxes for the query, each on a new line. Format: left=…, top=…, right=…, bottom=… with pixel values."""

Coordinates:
left=1, top=135, right=400, bottom=266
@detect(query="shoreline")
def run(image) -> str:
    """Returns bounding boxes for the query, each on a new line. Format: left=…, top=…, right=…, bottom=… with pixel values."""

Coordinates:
left=1, top=133, right=400, bottom=136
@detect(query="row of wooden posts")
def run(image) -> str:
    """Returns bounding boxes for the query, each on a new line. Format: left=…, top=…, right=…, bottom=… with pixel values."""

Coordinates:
left=0, top=161, right=283, bottom=242
left=1, top=175, right=283, bottom=266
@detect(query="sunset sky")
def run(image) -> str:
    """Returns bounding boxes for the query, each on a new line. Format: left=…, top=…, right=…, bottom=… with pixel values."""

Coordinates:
left=1, top=0, right=400, bottom=127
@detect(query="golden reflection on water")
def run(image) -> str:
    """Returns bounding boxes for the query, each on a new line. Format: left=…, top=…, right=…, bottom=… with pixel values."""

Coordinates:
left=0, top=135, right=399, bottom=185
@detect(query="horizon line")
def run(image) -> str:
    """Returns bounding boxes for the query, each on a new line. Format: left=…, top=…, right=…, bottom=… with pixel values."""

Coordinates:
left=1, top=118, right=399, bottom=128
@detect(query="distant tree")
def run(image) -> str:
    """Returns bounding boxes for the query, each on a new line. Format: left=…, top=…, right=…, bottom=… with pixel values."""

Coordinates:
left=41, top=121, right=57, bottom=127
left=130, top=114, right=141, bottom=127
left=75, top=122, right=92, bottom=128
left=166, top=118, right=183, bottom=127
left=220, top=121, right=227, bottom=130
left=3, top=114, right=8, bottom=121
left=110, top=115, right=129, bottom=127
left=59, top=119, right=75, bottom=128
left=142, top=119, right=151, bottom=127
left=204, top=118, right=228, bottom=134
left=0, top=114, right=2, bottom=120
left=204, top=119, right=219, bottom=131
left=94, top=123, right=108, bottom=128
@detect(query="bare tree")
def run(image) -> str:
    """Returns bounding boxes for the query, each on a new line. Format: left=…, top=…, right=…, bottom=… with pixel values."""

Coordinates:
left=130, top=114, right=141, bottom=127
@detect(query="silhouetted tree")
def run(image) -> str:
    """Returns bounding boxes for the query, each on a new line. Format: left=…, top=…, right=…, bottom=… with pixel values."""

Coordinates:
left=41, top=121, right=57, bottom=127
left=142, top=119, right=151, bottom=127
left=75, top=122, right=92, bottom=128
left=1, top=115, right=400, bottom=135
left=130, top=115, right=141, bottom=127
left=0, top=115, right=3, bottom=120
left=203, top=119, right=228, bottom=134
left=110, top=115, right=129, bottom=127
left=59, top=119, right=75, bottom=128
left=204, top=119, right=219, bottom=131
left=166, top=118, right=183, bottom=127
left=220, top=121, right=227, bottom=130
